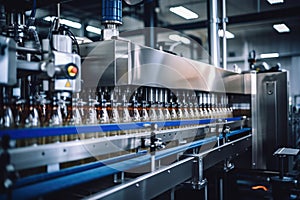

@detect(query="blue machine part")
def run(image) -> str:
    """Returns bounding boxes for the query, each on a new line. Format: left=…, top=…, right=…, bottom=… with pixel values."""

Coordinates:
left=0, top=117, right=244, bottom=139
left=101, top=0, right=122, bottom=24
left=0, top=135, right=220, bottom=200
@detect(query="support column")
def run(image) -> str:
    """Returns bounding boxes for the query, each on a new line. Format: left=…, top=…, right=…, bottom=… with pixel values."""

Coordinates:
left=208, top=0, right=220, bottom=68
left=222, top=0, right=227, bottom=69
left=144, top=0, right=157, bottom=48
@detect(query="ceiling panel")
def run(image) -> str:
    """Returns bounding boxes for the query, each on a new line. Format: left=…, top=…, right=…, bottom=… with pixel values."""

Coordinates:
left=2, top=0, right=298, bottom=55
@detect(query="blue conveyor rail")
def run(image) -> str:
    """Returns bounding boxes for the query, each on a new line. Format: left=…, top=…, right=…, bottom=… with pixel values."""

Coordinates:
left=0, top=127, right=251, bottom=200
left=0, top=117, right=243, bottom=139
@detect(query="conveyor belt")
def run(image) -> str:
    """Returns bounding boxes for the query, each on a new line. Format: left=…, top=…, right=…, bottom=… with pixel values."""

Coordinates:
left=14, top=150, right=148, bottom=188
left=219, top=127, right=251, bottom=139
left=0, top=127, right=251, bottom=200
left=0, top=117, right=243, bottom=139
left=0, top=137, right=216, bottom=200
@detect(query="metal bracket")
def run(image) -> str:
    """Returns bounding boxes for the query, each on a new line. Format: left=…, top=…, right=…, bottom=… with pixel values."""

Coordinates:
left=0, top=135, right=18, bottom=195
left=223, top=158, right=234, bottom=172
left=182, top=154, right=207, bottom=190
left=113, top=172, right=125, bottom=184
left=191, top=156, right=207, bottom=190
left=266, top=81, right=275, bottom=95
left=222, top=125, right=231, bottom=143
left=221, top=17, right=228, bottom=23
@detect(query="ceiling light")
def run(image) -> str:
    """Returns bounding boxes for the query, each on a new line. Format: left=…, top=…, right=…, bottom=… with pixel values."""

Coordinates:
left=169, top=6, right=198, bottom=20
left=180, top=37, right=191, bottom=45
left=169, top=34, right=181, bottom=42
left=75, top=37, right=93, bottom=44
left=60, top=19, right=81, bottom=29
left=169, top=34, right=191, bottom=44
left=43, top=16, right=54, bottom=22
left=273, top=23, right=290, bottom=33
left=86, top=25, right=101, bottom=35
left=43, top=16, right=82, bottom=29
left=260, top=53, right=279, bottom=59
left=267, top=0, right=284, bottom=4
left=218, top=30, right=235, bottom=39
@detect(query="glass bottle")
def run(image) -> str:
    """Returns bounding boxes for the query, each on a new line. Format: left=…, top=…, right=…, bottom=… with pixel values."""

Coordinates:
left=72, top=97, right=82, bottom=125
left=202, top=93, right=209, bottom=119
left=170, top=92, right=178, bottom=120
left=163, top=89, right=171, bottom=121
left=3, top=100, right=14, bottom=128
left=181, top=92, right=189, bottom=119
left=141, top=100, right=149, bottom=122
left=14, top=99, right=26, bottom=128
left=149, top=88, right=157, bottom=121
left=187, top=92, right=195, bottom=119
left=25, top=96, right=40, bottom=128
left=49, top=96, right=63, bottom=126
left=47, top=96, right=62, bottom=143
left=37, top=93, right=50, bottom=127
left=157, top=89, right=164, bottom=121
left=210, top=93, right=216, bottom=118
left=100, top=98, right=110, bottom=124
left=26, top=96, right=41, bottom=145
left=2, top=87, right=15, bottom=128
left=176, top=91, right=183, bottom=120
left=121, top=92, right=131, bottom=123
left=192, top=92, right=200, bottom=119
left=87, top=98, right=99, bottom=124
left=132, top=99, right=141, bottom=122
left=110, top=91, right=120, bottom=123
left=59, top=92, right=74, bottom=126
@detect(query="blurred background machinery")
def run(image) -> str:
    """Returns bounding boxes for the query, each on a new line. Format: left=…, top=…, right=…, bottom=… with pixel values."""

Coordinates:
left=0, top=0, right=298, bottom=200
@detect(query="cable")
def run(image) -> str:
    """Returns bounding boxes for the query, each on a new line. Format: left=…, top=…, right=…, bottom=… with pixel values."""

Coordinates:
left=48, top=20, right=80, bottom=54
left=66, top=29, right=80, bottom=54
left=58, top=25, right=80, bottom=54
left=48, top=18, right=58, bottom=51
left=30, top=0, right=37, bottom=18
left=27, top=0, right=37, bottom=26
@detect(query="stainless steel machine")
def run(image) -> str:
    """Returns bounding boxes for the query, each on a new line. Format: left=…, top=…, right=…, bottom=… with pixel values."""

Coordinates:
left=251, top=71, right=289, bottom=171
left=0, top=0, right=294, bottom=200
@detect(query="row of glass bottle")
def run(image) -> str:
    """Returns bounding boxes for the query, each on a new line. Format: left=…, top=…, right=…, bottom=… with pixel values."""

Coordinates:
left=0, top=86, right=234, bottom=129
left=70, top=86, right=233, bottom=126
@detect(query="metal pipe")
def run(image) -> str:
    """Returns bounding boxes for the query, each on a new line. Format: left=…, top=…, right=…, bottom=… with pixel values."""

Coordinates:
left=144, top=0, right=157, bottom=48
left=205, top=184, right=208, bottom=200
left=0, top=5, right=5, bottom=27
left=8, top=13, right=14, bottom=25
left=17, top=13, right=25, bottom=26
left=208, top=0, right=220, bottom=68
left=220, top=178, right=223, bottom=200
left=113, top=173, right=118, bottom=183
left=151, top=154, right=155, bottom=172
left=222, top=0, right=227, bottom=70
left=16, top=46, right=44, bottom=54
left=199, top=158, right=203, bottom=182
left=170, top=187, right=175, bottom=200
left=57, top=3, right=60, bottom=21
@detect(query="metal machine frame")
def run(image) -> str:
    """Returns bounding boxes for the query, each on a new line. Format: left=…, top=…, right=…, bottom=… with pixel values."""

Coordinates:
left=0, top=0, right=292, bottom=198
left=0, top=37, right=291, bottom=200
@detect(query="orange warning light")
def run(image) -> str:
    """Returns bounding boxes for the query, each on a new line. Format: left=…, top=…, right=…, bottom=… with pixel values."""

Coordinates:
left=66, top=64, right=78, bottom=78
left=251, top=185, right=268, bottom=191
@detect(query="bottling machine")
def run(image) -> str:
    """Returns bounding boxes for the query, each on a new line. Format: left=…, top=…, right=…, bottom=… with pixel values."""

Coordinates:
left=0, top=0, right=293, bottom=200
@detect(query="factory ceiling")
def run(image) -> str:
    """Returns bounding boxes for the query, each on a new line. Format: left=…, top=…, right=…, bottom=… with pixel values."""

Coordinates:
left=37, top=1, right=300, bottom=25
left=1, top=0, right=300, bottom=48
